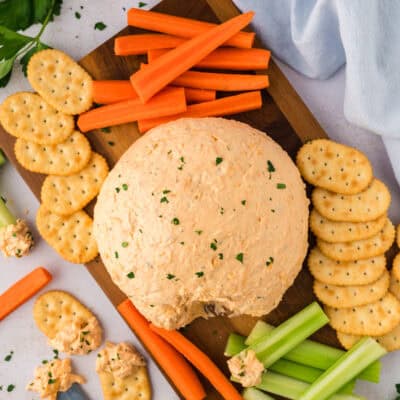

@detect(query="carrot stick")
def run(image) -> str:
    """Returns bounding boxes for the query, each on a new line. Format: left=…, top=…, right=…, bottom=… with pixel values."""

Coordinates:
left=93, top=80, right=138, bottom=104
left=114, top=34, right=185, bottom=56
left=77, top=87, right=186, bottom=132
left=127, top=8, right=255, bottom=49
left=130, top=12, right=255, bottom=103
left=150, top=324, right=243, bottom=400
left=172, top=71, right=269, bottom=91
left=118, top=299, right=206, bottom=400
left=92, top=81, right=215, bottom=105
left=0, top=267, right=52, bottom=321
left=138, top=91, right=262, bottom=133
left=148, top=47, right=271, bottom=70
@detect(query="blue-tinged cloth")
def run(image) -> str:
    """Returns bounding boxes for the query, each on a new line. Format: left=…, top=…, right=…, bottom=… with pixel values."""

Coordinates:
left=235, top=0, right=400, bottom=184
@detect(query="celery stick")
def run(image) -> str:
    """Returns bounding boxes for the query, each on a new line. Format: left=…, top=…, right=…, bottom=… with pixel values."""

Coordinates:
left=257, top=372, right=364, bottom=400
left=246, top=322, right=381, bottom=383
left=248, top=302, right=329, bottom=367
left=0, top=149, right=6, bottom=167
left=270, top=359, right=322, bottom=383
left=224, top=333, right=246, bottom=356
left=298, top=337, right=386, bottom=400
left=0, top=196, right=16, bottom=228
left=243, top=387, right=276, bottom=400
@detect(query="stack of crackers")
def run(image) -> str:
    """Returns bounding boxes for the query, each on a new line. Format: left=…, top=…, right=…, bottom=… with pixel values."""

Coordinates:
left=0, top=49, right=108, bottom=264
left=297, top=139, right=400, bottom=351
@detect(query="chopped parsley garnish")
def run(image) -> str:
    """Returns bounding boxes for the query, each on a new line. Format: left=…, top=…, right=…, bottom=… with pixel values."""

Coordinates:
left=121, top=241, right=129, bottom=248
left=178, top=156, right=186, bottom=170
left=127, top=272, right=135, bottom=279
left=42, top=360, right=48, bottom=364
left=101, top=127, right=111, bottom=133
left=167, top=150, right=172, bottom=155
left=180, top=156, right=185, bottom=163
left=94, top=21, right=107, bottom=30
left=267, top=160, right=275, bottom=173
left=180, top=241, right=185, bottom=245
left=171, top=217, right=180, bottom=225
left=85, top=340, right=91, bottom=346
left=160, top=196, right=169, bottom=203
left=115, top=187, right=120, bottom=193
left=115, top=251, right=119, bottom=259
left=48, top=379, right=56, bottom=384
left=53, top=349, right=59, bottom=359
left=138, top=1, right=147, bottom=7
left=48, top=372, right=52, bottom=377
left=195, top=271, right=204, bottom=277
left=216, top=157, right=223, bottom=165
left=236, top=253, right=244, bottom=263
left=162, top=189, right=171, bottom=194
left=75, top=11, right=81, bottom=19
left=166, top=273, right=175, bottom=280
left=97, top=353, right=102, bottom=358
left=218, top=253, right=224, bottom=260
left=122, top=183, right=128, bottom=191
left=107, top=141, right=115, bottom=146
left=82, top=331, right=89, bottom=335
left=4, top=351, right=13, bottom=362
left=6, top=384, right=15, bottom=392
left=195, top=230, right=203, bottom=235
left=266, top=256, right=274, bottom=266
left=241, top=200, right=246, bottom=205
left=139, top=228, right=143, bottom=233
left=276, top=183, right=286, bottom=189
left=210, top=239, right=218, bottom=251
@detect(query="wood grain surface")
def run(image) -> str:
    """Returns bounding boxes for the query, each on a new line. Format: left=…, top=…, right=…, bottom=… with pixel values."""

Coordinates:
left=0, top=0, right=336, bottom=398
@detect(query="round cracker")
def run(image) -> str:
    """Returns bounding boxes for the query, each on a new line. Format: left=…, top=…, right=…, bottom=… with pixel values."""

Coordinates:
left=397, top=224, right=400, bottom=248
left=336, top=331, right=359, bottom=350
left=314, top=270, right=389, bottom=308
left=312, top=179, right=391, bottom=223
left=0, top=92, right=74, bottom=144
left=390, top=253, right=400, bottom=302
left=296, top=139, right=373, bottom=194
left=325, top=292, right=400, bottom=336
left=27, top=49, right=93, bottom=115
left=308, top=247, right=386, bottom=286
left=317, top=219, right=395, bottom=262
left=310, top=209, right=387, bottom=243
left=15, top=131, right=91, bottom=176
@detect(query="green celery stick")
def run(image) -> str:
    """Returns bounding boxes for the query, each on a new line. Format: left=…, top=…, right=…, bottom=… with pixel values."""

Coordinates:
left=0, top=196, right=16, bottom=228
left=270, top=359, right=323, bottom=384
left=0, top=149, right=6, bottom=167
left=224, top=333, right=246, bottom=356
left=257, top=372, right=364, bottom=400
left=246, top=321, right=381, bottom=383
left=298, top=337, right=386, bottom=400
left=243, top=387, right=276, bottom=400
left=248, top=302, right=329, bottom=367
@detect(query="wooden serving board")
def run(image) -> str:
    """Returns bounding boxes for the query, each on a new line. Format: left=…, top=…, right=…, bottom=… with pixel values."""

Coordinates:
left=0, top=0, right=337, bottom=398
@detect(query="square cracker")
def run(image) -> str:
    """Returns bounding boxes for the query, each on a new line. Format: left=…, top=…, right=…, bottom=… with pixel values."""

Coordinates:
left=312, top=179, right=391, bottom=223
left=15, top=131, right=91, bottom=176
left=27, top=49, right=93, bottom=115
left=313, top=270, right=389, bottom=308
left=317, top=219, right=394, bottom=262
left=325, top=292, right=400, bottom=336
left=98, top=367, right=151, bottom=400
left=36, top=205, right=98, bottom=264
left=296, top=139, right=373, bottom=194
left=308, top=247, right=387, bottom=286
left=0, top=92, right=74, bottom=144
left=41, top=152, right=109, bottom=215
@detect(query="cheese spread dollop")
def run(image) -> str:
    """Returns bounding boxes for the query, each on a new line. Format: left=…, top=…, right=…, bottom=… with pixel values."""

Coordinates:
left=48, top=316, right=102, bottom=355
left=228, top=349, right=265, bottom=387
left=96, top=341, right=146, bottom=379
left=94, top=118, right=309, bottom=329
left=26, top=358, right=84, bottom=400
left=0, top=219, right=33, bottom=257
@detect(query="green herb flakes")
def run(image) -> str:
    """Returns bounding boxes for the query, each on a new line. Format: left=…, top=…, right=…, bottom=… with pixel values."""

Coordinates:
left=267, top=160, right=275, bottom=173
left=266, top=256, right=274, bottom=266
left=48, top=379, right=56, bottom=385
left=4, top=351, right=13, bottom=362
left=162, top=189, right=171, bottom=194
left=218, top=253, right=224, bottom=260
left=42, top=360, right=48, bottom=364
left=94, top=21, right=107, bottom=30
left=195, top=230, right=203, bottom=235
left=172, top=217, right=180, bottom=225
left=75, top=11, right=81, bottom=19
left=121, top=241, right=129, bottom=248
left=195, top=271, right=204, bottom=278
left=277, top=183, right=286, bottom=189
left=160, top=196, right=169, bottom=203
left=210, top=240, right=218, bottom=251
left=127, top=272, right=135, bottom=279
left=167, top=273, right=175, bottom=280
left=115, top=251, right=119, bottom=259
left=216, top=157, right=223, bottom=165
left=122, top=183, right=128, bottom=191
left=236, top=253, right=244, bottom=263
left=138, top=1, right=147, bottom=7
left=6, top=384, right=15, bottom=392
left=115, top=187, right=120, bottom=193
left=53, top=349, right=59, bottom=359
left=107, top=141, right=115, bottom=146
left=97, top=353, right=102, bottom=358
left=241, top=200, right=246, bottom=205
left=101, top=127, right=111, bottom=133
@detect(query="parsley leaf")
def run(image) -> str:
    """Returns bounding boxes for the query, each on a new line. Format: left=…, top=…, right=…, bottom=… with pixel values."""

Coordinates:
left=138, top=1, right=147, bottom=7
left=94, top=21, right=107, bottom=30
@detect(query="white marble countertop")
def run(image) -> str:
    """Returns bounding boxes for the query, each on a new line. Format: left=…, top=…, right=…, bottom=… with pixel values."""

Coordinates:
left=0, top=1, right=399, bottom=399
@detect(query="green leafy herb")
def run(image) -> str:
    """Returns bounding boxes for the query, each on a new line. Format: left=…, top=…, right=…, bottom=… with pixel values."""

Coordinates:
left=6, top=384, right=15, bottom=392
left=115, top=187, right=120, bottom=193
left=48, top=379, right=56, bottom=384
left=171, top=217, right=180, bottom=225
left=166, top=273, right=175, bottom=280
left=42, top=359, right=48, bottom=364
left=241, top=200, right=246, bottom=205
left=94, top=21, right=107, bottom=30
left=127, top=272, right=135, bottom=279
left=122, top=183, right=128, bottom=191
left=138, top=1, right=147, bottom=7
left=218, top=253, right=224, bottom=260
left=266, top=256, right=274, bottom=266
left=162, top=189, right=171, bottom=194
left=236, top=253, right=244, bottom=263
left=75, top=11, right=81, bottom=19
left=195, top=271, right=204, bottom=277
left=101, top=127, right=111, bottom=133
left=114, top=251, right=119, bottom=259
left=4, top=350, right=13, bottom=362
left=121, top=241, right=129, bottom=248
left=53, top=349, right=59, bottom=359
left=107, top=141, right=115, bottom=146
left=267, top=160, right=275, bottom=172
left=97, top=353, right=102, bottom=358
left=210, top=239, right=217, bottom=251
left=276, top=183, right=286, bottom=189
left=216, top=157, right=223, bottom=165
left=195, top=230, right=203, bottom=235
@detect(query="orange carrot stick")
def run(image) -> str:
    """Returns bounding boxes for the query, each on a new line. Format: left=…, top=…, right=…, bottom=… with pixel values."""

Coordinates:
left=93, top=80, right=138, bottom=104
left=150, top=324, right=243, bottom=400
left=138, top=91, right=262, bottom=133
left=118, top=299, right=206, bottom=400
left=130, top=12, right=255, bottom=102
left=148, top=47, right=271, bottom=70
left=78, top=87, right=186, bottom=132
left=114, top=34, right=185, bottom=56
left=92, top=81, right=215, bottom=105
left=172, top=71, right=269, bottom=91
left=127, top=8, right=255, bottom=49
left=0, top=267, right=52, bottom=321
